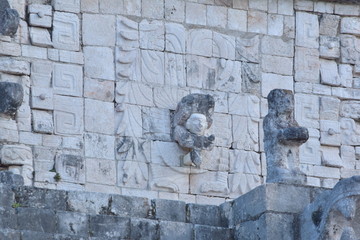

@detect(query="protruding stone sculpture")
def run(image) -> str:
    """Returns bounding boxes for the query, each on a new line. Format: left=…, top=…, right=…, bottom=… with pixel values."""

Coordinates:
left=301, top=176, right=360, bottom=240
left=0, top=0, right=20, bottom=36
left=173, top=94, right=215, bottom=166
left=263, top=89, right=309, bottom=184
left=0, top=82, right=24, bottom=118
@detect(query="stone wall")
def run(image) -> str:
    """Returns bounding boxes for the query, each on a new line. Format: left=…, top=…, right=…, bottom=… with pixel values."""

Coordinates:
left=1, top=0, right=360, bottom=204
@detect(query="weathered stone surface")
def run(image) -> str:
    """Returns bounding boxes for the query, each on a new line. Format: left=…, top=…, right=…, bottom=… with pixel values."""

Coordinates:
left=296, top=12, right=319, bottom=49
left=52, top=12, right=79, bottom=51
left=89, top=215, right=130, bottom=238
left=0, top=170, right=23, bottom=185
left=187, top=204, right=225, bottom=227
left=264, top=89, right=309, bottom=184
left=319, top=36, right=340, bottom=59
left=295, top=47, right=320, bottom=83
left=301, top=176, right=360, bottom=240
left=173, top=94, right=215, bottom=166
left=340, top=35, right=360, bottom=65
left=0, top=0, right=19, bottom=36
left=159, top=221, right=193, bottom=240
left=341, top=17, right=360, bottom=36
left=32, top=110, right=53, bottom=134
left=55, top=154, right=85, bottom=184
left=0, top=145, right=32, bottom=166
left=17, top=208, right=56, bottom=232
left=320, top=14, right=340, bottom=37
left=28, top=4, right=52, bottom=28
left=236, top=34, right=260, bottom=63
left=0, top=82, right=23, bottom=118
left=152, top=199, right=186, bottom=222
left=57, top=211, right=88, bottom=236
left=53, top=96, right=83, bottom=135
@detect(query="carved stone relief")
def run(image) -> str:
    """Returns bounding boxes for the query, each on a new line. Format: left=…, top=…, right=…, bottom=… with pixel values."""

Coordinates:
left=264, top=89, right=309, bottom=184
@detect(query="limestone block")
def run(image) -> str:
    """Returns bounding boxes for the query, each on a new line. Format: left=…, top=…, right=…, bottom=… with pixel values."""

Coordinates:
left=213, top=32, right=235, bottom=60
left=236, top=34, right=260, bottom=63
left=241, top=62, right=261, bottom=95
left=28, top=4, right=52, bottom=28
left=320, top=14, right=340, bottom=37
left=154, top=86, right=189, bottom=110
left=0, top=41, right=20, bottom=56
left=67, top=191, right=109, bottom=214
left=227, top=9, right=247, bottom=32
left=341, top=145, right=356, bottom=169
left=295, top=0, right=313, bottom=11
left=284, top=16, right=295, bottom=39
left=85, top=98, right=114, bottom=135
left=52, top=0, right=80, bottom=13
left=208, top=113, right=232, bottom=147
left=190, top=170, right=229, bottom=197
left=295, top=47, right=320, bottom=83
left=341, top=101, right=360, bottom=121
left=301, top=164, right=340, bottom=179
left=81, top=0, right=99, bottom=13
left=116, top=16, right=139, bottom=49
left=30, top=60, right=53, bottom=87
left=187, top=203, right=224, bottom=227
left=333, top=87, right=360, bottom=100
left=341, top=35, right=360, bottom=65
left=229, top=93, right=260, bottom=119
left=249, top=0, right=267, bottom=10
left=296, top=12, right=319, bottom=49
left=262, top=55, right=293, bottom=76
left=261, top=36, right=294, bottom=57
left=86, top=158, right=116, bottom=185
left=185, top=2, right=206, bottom=25
left=207, top=5, right=227, bottom=28
left=55, top=154, right=85, bottom=184
left=201, top=146, right=230, bottom=171
left=57, top=211, right=88, bottom=236
left=335, top=3, right=360, bottom=16
left=321, top=146, right=342, bottom=168
left=116, top=137, right=150, bottom=162
left=52, top=12, right=79, bottom=51
left=165, top=53, right=186, bottom=87
left=84, top=133, right=114, bottom=160
left=99, top=0, right=123, bottom=14
left=339, top=64, right=353, bottom=88
left=320, top=96, right=340, bottom=121
left=116, top=47, right=141, bottom=81
left=149, top=164, right=189, bottom=193
left=19, top=131, right=42, bottom=146
left=233, top=0, right=248, bottom=9
left=300, top=137, right=321, bottom=165
left=268, top=14, right=283, bottom=36
left=42, top=135, right=62, bottom=148
left=117, top=160, right=148, bottom=189
left=84, top=46, right=114, bottom=81
left=32, top=110, right=53, bottom=134
left=340, top=118, right=360, bottom=145
left=116, top=81, right=153, bottom=107
left=319, top=36, right=340, bottom=59
left=84, top=78, right=114, bottom=102
left=320, top=59, right=340, bottom=86
left=22, top=45, right=47, bottom=59
left=139, top=20, right=164, bottom=51
left=62, top=136, right=83, bottom=150
left=29, top=27, right=52, bottom=47
left=0, top=57, right=30, bottom=75
left=142, top=0, right=163, bottom=19
left=165, top=0, right=185, bottom=22
left=141, top=50, right=164, bottom=85
left=48, top=49, right=59, bottom=61
left=151, top=141, right=185, bottom=167
left=186, top=55, right=242, bottom=92
left=0, top=145, right=32, bottom=166
left=53, top=95, right=83, bottom=135
left=261, top=73, right=293, bottom=97
left=320, top=120, right=340, bottom=146
left=232, top=115, right=259, bottom=151
left=53, top=63, right=82, bottom=97
left=230, top=150, right=260, bottom=175
left=295, top=94, right=319, bottom=129
left=83, top=13, right=115, bottom=46
left=229, top=173, right=262, bottom=197
left=115, top=103, right=142, bottom=137
left=314, top=2, right=334, bottom=13
left=143, top=108, right=171, bottom=141
left=165, top=23, right=185, bottom=54
left=159, top=221, right=193, bottom=240
left=31, top=87, right=53, bottom=110
left=278, top=0, right=294, bottom=15
left=248, top=10, right=267, bottom=34
left=187, top=29, right=212, bottom=57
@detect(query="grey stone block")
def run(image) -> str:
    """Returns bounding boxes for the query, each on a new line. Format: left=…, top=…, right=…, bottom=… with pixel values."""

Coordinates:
left=0, top=171, right=24, bottom=185
left=130, top=218, right=160, bottom=240
left=0, top=208, right=17, bottom=229
left=0, top=229, right=20, bottom=240
left=0, top=185, right=14, bottom=208
left=187, top=204, right=225, bottom=227
left=14, top=187, right=67, bottom=210
left=235, top=213, right=295, bottom=240
left=67, top=191, right=110, bottom=215
left=0, top=82, right=23, bottom=117
left=20, top=231, right=54, bottom=240
left=110, top=195, right=150, bottom=218
left=16, top=208, right=56, bottom=233
left=89, top=215, right=130, bottom=238
left=159, top=221, right=193, bottom=240
left=152, top=199, right=186, bottom=222
left=219, top=201, right=233, bottom=227
left=233, top=183, right=310, bottom=224
left=57, top=211, right=89, bottom=236
left=194, top=225, right=233, bottom=240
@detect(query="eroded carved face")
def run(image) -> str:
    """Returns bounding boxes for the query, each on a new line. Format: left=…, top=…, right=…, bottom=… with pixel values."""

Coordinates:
left=185, top=113, right=208, bottom=135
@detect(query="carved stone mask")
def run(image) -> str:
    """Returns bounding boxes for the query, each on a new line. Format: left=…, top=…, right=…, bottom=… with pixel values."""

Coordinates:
left=267, top=89, right=294, bottom=115
left=185, top=113, right=208, bottom=135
